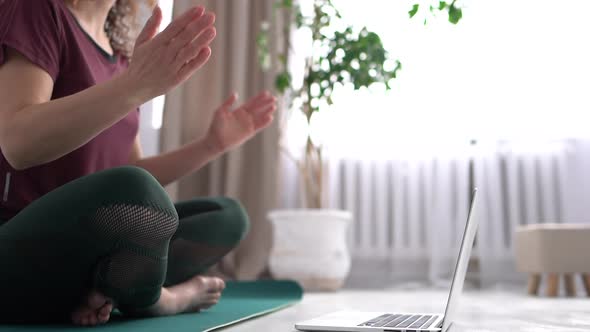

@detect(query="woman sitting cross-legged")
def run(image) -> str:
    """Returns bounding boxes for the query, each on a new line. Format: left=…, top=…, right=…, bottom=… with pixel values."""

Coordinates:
left=0, top=0, right=277, bottom=326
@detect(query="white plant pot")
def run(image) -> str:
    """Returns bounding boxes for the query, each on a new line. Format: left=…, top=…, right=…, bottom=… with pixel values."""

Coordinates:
left=267, top=209, right=352, bottom=291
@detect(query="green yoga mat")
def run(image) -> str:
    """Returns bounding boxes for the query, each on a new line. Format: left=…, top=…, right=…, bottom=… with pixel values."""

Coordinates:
left=0, top=280, right=303, bottom=332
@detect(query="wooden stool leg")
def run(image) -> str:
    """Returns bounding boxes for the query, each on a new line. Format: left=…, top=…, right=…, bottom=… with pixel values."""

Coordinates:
left=528, top=274, right=541, bottom=295
left=564, top=274, right=576, bottom=297
left=546, top=273, right=559, bottom=297
left=582, top=274, right=590, bottom=296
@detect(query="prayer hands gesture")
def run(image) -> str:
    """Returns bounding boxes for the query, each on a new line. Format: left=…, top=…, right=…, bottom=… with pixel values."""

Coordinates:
left=125, top=6, right=217, bottom=103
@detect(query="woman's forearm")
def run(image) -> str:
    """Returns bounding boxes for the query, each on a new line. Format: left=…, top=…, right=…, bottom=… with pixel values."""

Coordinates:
left=133, top=137, right=223, bottom=186
left=1, top=73, right=144, bottom=170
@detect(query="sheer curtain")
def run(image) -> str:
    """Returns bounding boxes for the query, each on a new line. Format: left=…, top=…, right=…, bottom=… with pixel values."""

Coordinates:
left=282, top=0, right=590, bottom=286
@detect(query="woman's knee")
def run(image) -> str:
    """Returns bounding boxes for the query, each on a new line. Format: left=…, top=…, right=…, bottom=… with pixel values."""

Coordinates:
left=94, top=166, right=174, bottom=211
left=88, top=166, right=179, bottom=243
left=213, top=197, right=250, bottom=246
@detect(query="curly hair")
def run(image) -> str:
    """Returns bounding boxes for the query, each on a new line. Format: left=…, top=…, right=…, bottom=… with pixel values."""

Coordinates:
left=106, top=0, right=157, bottom=57
left=67, top=0, right=157, bottom=58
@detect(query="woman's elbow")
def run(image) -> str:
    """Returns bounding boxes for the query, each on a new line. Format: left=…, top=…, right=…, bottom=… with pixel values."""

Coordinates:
left=0, top=138, right=35, bottom=170
left=2, top=149, right=31, bottom=170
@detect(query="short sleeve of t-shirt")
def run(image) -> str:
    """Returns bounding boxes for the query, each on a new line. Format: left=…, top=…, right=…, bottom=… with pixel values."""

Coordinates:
left=0, top=0, right=63, bottom=81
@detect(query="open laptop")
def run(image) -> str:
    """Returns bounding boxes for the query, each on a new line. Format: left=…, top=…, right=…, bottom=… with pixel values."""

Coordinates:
left=295, top=188, right=479, bottom=332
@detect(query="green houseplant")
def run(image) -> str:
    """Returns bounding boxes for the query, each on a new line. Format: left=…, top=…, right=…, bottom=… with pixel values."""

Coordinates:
left=259, top=0, right=463, bottom=291
left=259, top=0, right=462, bottom=208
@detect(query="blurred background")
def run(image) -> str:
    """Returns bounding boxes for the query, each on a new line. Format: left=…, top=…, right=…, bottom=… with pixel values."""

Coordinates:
left=138, top=0, right=590, bottom=293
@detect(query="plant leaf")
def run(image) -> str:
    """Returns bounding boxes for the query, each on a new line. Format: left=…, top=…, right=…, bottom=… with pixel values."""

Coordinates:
left=295, top=9, right=305, bottom=28
left=448, top=4, right=462, bottom=24
left=274, top=0, right=293, bottom=9
left=275, top=72, right=292, bottom=94
left=409, top=4, right=419, bottom=18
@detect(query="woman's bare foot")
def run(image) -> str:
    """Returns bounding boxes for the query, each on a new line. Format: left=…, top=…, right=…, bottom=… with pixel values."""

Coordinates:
left=71, top=290, right=114, bottom=326
left=146, top=275, right=225, bottom=316
left=71, top=275, right=224, bottom=323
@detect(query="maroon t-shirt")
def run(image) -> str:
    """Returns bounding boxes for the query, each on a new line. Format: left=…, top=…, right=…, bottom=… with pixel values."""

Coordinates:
left=0, top=0, right=139, bottom=220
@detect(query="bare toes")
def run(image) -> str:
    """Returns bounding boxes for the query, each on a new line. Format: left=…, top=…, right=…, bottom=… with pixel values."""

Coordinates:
left=71, top=290, right=113, bottom=326
left=99, top=303, right=113, bottom=316
left=199, top=293, right=220, bottom=309
left=98, top=314, right=110, bottom=324
left=149, top=275, right=227, bottom=316
left=206, top=278, right=225, bottom=293
left=88, top=291, right=113, bottom=309
left=97, top=303, right=112, bottom=323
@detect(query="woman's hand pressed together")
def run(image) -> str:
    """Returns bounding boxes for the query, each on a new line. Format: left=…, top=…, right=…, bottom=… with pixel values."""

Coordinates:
left=122, top=5, right=217, bottom=105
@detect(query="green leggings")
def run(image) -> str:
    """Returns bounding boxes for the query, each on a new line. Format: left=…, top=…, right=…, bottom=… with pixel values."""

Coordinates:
left=0, top=166, right=249, bottom=323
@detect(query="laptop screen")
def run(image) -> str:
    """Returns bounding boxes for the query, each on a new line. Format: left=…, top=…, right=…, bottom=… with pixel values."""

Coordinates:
left=441, top=189, right=479, bottom=332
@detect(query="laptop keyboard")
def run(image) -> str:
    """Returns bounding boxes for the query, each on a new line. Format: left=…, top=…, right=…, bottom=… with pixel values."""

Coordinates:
left=359, top=314, right=438, bottom=329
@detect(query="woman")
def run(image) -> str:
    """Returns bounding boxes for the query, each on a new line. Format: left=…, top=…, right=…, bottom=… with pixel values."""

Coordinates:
left=0, top=0, right=277, bottom=326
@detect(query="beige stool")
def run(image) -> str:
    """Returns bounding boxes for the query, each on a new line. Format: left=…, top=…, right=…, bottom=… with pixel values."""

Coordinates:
left=515, top=224, right=590, bottom=297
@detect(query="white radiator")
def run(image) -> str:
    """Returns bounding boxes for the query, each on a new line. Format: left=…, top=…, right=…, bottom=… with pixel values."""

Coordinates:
left=474, top=142, right=570, bottom=283
left=326, top=142, right=571, bottom=282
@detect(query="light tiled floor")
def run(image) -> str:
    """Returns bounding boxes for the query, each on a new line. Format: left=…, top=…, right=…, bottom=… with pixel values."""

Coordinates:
left=223, top=288, right=590, bottom=331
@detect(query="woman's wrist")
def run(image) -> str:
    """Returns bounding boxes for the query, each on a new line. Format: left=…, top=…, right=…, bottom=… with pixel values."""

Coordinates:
left=201, top=134, right=225, bottom=156
left=112, top=71, right=152, bottom=108
left=176, top=137, right=224, bottom=172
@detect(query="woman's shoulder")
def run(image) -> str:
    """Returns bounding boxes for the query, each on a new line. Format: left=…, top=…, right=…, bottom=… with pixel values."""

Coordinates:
left=1, top=0, right=64, bottom=13
left=0, top=0, right=71, bottom=81
left=1, top=0, right=64, bottom=8
left=1, top=0, right=69, bottom=29
left=2, top=0, right=75, bottom=28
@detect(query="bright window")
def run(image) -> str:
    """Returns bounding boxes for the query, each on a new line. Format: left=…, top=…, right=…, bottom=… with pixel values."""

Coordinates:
left=287, top=0, right=590, bottom=160
left=151, top=0, right=174, bottom=129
